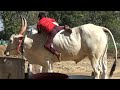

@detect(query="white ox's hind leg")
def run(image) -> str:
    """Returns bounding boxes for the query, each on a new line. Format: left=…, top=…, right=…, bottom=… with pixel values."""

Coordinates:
left=100, top=53, right=108, bottom=79
left=99, top=45, right=108, bottom=79
left=89, top=55, right=101, bottom=79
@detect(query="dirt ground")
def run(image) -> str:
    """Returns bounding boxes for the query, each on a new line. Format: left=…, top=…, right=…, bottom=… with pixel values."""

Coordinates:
left=53, top=58, right=120, bottom=79
left=31, top=56, right=120, bottom=79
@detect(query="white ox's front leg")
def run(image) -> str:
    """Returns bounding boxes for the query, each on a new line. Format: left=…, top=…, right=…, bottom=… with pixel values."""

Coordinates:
left=28, top=64, right=33, bottom=78
left=39, top=66, right=43, bottom=73
left=42, top=61, right=53, bottom=72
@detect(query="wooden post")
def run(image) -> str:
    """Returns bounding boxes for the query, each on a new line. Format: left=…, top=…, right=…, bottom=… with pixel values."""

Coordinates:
left=0, top=57, right=25, bottom=79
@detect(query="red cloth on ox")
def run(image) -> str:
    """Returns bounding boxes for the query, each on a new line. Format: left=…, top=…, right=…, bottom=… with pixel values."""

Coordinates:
left=16, top=37, right=23, bottom=54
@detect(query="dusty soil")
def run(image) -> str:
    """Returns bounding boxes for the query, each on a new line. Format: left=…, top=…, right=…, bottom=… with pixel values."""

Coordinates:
left=31, top=56, right=120, bottom=79
left=53, top=58, right=120, bottom=78
left=52, top=50, right=120, bottom=79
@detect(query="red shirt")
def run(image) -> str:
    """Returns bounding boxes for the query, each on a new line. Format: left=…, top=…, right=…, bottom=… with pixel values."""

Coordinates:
left=37, top=17, right=56, bottom=33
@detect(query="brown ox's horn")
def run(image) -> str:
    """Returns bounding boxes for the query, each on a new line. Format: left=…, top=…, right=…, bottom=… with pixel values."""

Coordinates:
left=19, top=17, right=27, bottom=35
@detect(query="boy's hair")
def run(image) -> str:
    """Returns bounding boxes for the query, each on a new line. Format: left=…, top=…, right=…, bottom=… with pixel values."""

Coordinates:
left=38, top=11, right=47, bottom=19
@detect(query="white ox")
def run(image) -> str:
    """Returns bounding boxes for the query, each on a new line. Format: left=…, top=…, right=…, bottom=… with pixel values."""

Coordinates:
left=4, top=17, right=117, bottom=79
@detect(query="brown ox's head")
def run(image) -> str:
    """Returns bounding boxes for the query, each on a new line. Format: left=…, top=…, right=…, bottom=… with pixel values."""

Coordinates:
left=4, top=17, right=27, bottom=56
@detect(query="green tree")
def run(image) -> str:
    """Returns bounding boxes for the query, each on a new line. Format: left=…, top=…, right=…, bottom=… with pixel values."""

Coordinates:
left=1, top=11, right=120, bottom=43
left=0, top=11, right=39, bottom=40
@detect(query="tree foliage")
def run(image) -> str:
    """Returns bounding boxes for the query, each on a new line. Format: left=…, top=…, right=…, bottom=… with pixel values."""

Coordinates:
left=48, top=11, right=120, bottom=42
left=0, top=11, right=39, bottom=40
left=0, top=11, right=120, bottom=43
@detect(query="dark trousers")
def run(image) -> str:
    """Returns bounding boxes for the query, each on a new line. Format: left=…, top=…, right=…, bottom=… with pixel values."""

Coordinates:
left=44, top=26, right=64, bottom=55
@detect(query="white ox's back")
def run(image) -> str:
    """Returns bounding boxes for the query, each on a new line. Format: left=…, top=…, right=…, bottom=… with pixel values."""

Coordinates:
left=53, top=24, right=107, bottom=61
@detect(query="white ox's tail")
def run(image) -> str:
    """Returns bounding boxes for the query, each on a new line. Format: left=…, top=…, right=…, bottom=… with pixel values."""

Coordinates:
left=102, top=27, right=117, bottom=78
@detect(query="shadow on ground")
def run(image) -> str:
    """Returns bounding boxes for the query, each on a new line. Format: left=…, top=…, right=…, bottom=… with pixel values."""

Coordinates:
left=25, top=73, right=95, bottom=79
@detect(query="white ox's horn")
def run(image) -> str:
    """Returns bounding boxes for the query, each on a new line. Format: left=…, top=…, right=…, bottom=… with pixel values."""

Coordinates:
left=18, top=17, right=27, bottom=35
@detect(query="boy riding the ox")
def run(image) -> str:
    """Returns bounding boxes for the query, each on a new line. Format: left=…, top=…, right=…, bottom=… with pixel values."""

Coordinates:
left=37, top=12, right=70, bottom=61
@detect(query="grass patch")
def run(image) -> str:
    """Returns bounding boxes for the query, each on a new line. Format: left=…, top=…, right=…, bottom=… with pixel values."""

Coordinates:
left=108, top=41, right=120, bottom=53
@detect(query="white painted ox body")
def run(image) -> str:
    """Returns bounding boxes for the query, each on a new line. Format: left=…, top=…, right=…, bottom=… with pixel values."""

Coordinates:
left=4, top=17, right=117, bottom=79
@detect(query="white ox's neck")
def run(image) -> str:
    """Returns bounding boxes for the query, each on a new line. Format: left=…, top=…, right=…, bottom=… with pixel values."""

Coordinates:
left=24, top=31, right=47, bottom=50
left=22, top=32, right=53, bottom=65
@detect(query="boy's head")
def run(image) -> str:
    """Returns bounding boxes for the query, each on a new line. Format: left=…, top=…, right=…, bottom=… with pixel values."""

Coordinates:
left=38, top=12, right=47, bottom=19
